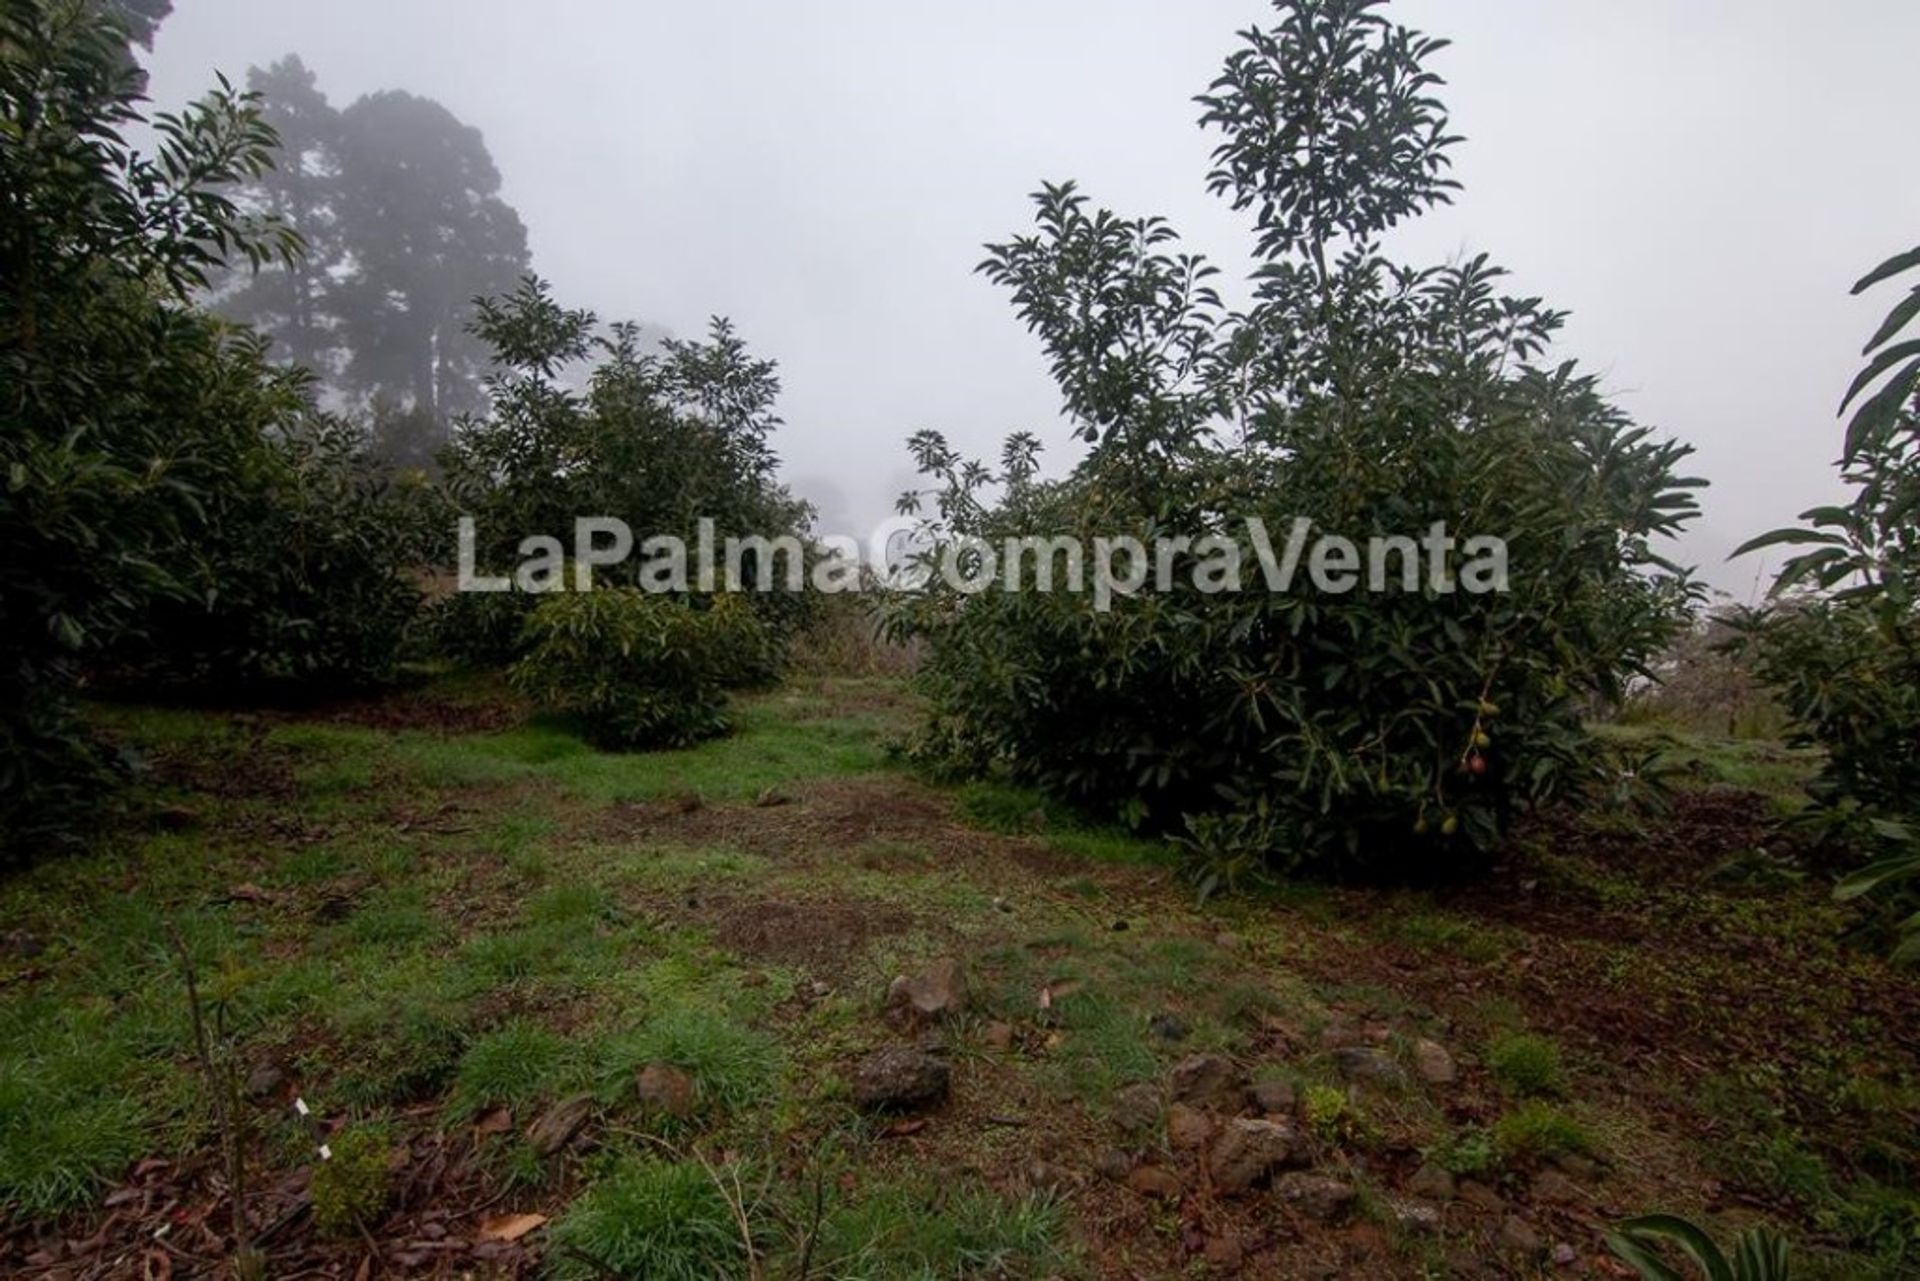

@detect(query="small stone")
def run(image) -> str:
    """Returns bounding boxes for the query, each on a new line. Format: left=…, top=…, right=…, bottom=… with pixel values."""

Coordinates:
left=982, top=1021, right=1015, bottom=1051
left=1406, top=1162, right=1456, bottom=1202
left=1273, top=1172, right=1356, bottom=1224
left=1555, top=1154, right=1601, bottom=1181
left=1203, top=1233, right=1245, bottom=1269
left=1530, top=1169, right=1581, bottom=1205
left=1389, top=1198, right=1442, bottom=1235
left=1149, top=1012, right=1190, bottom=1042
left=1110, top=1082, right=1162, bottom=1134
left=1458, top=1179, right=1506, bottom=1213
left=636, top=1063, right=697, bottom=1118
left=1169, top=1052, right=1243, bottom=1112
left=244, top=1063, right=285, bottom=1100
left=1333, top=1046, right=1408, bottom=1090
left=1411, top=1039, right=1457, bottom=1086
left=1208, top=1117, right=1306, bottom=1194
left=1026, top=1159, right=1077, bottom=1195
left=1499, top=1216, right=1545, bottom=1256
left=1553, top=1242, right=1578, bottom=1267
left=527, top=1094, right=596, bottom=1155
left=753, top=787, right=790, bottom=807
left=850, top=1046, right=951, bottom=1111
left=1214, top=931, right=1243, bottom=950
left=884, top=957, right=967, bottom=1027
left=1166, top=1103, right=1214, bottom=1151
left=1093, top=1149, right=1134, bottom=1182
left=1127, top=1165, right=1183, bottom=1201
left=1247, top=1077, right=1296, bottom=1115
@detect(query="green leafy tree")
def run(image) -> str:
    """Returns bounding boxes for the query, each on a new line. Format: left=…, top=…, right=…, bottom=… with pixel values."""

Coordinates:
left=1, top=0, right=297, bottom=848
left=1733, top=246, right=1920, bottom=961
left=887, top=0, right=1702, bottom=886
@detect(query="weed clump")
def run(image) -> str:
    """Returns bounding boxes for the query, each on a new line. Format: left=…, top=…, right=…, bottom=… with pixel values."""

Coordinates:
left=1494, top=1103, right=1593, bottom=1162
left=1487, top=1033, right=1563, bottom=1097
left=311, top=1127, right=391, bottom=1237
left=547, top=1155, right=743, bottom=1281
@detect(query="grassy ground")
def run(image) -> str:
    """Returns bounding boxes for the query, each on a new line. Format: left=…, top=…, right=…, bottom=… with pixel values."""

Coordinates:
left=1, top=676, right=1915, bottom=1278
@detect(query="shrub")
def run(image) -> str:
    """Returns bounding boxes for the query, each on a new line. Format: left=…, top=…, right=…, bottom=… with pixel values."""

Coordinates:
left=1608, top=1214, right=1794, bottom=1281
left=887, top=0, right=1700, bottom=886
left=508, top=590, right=762, bottom=749
left=1494, top=1103, right=1593, bottom=1162
left=311, top=1127, right=392, bottom=1237
left=1486, top=1034, right=1563, bottom=1097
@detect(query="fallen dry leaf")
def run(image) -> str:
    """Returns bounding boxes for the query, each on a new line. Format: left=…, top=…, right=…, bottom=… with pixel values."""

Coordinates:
left=478, top=1212, right=548, bottom=1243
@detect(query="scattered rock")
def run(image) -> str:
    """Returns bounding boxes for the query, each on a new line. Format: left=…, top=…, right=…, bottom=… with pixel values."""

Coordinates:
left=635, top=1063, right=697, bottom=1118
left=1127, top=1165, right=1184, bottom=1201
left=1247, top=1077, right=1297, bottom=1115
left=527, top=1094, right=596, bottom=1155
left=753, top=787, right=791, bottom=808
left=1388, top=1198, right=1442, bottom=1235
left=1530, top=1169, right=1581, bottom=1205
left=1214, top=931, right=1243, bottom=951
left=1203, top=1233, right=1245, bottom=1270
left=1093, top=1149, right=1134, bottom=1182
left=1498, top=1216, right=1545, bottom=1256
left=244, top=1063, right=285, bottom=1100
left=851, top=1046, right=951, bottom=1111
left=1110, top=1082, right=1162, bottom=1134
left=1208, top=1117, right=1306, bottom=1194
left=1411, top=1038, right=1457, bottom=1086
left=885, top=957, right=967, bottom=1027
left=1169, top=1052, right=1243, bottom=1112
left=3, top=930, right=46, bottom=959
left=1166, top=1103, right=1215, bottom=1151
left=1026, top=1159, right=1078, bottom=1196
left=1333, top=1045, right=1408, bottom=1090
left=1553, top=1242, right=1578, bottom=1267
left=1406, top=1162, right=1457, bottom=1202
left=982, top=1021, right=1015, bottom=1051
left=1273, top=1172, right=1357, bottom=1224
left=1555, top=1153, right=1602, bottom=1182
left=1458, top=1179, right=1507, bottom=1213
left=1149, top=1012, right=1190, bottom=1043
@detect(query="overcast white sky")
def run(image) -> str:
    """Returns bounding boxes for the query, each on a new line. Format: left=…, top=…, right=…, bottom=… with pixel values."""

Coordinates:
left=145, top=1, right=1920, bottom=597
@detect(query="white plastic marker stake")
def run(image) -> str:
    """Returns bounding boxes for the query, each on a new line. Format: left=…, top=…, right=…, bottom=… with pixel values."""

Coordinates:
left=294, top=1096, right=332, bottom=1161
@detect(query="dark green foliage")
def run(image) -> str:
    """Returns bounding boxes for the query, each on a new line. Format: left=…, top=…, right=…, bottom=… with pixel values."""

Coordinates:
left=546, top=1156, right=746, bottom=1281
left=439, top=276, right=817, bottom=667
left=1733, top=246, right=1920, bottom=962
left=508, top=590, right=764, bottom=749
left=1608, top=1214, right=1794, bottom=1281
left=888, top=0, right=1700, bottom=886
left=1, top=0, right=295, bottom=852
left=310, top=1126, right=391, bottom=1237
left=129, top=417, right=435, bottom=691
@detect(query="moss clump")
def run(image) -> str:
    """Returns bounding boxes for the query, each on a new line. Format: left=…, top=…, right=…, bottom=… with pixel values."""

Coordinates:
left=311, top=1127, right=391, bottom=1237
left=1493, top=1102, right=1592, bottom=1162
left=1486, top=1033, right=1563, bottom=1097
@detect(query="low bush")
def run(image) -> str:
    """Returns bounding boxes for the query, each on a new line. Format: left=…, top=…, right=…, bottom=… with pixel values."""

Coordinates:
left=1486, top=1033, right=1564, bottom=1097
left=508, top=590, right=763, bottom=750
left=547, top=1155, right=745, bottom=1281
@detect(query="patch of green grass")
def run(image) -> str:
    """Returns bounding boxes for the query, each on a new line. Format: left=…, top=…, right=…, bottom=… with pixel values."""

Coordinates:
left=1045, top=990, right=1159, bottom=1104
left=1486, top=1033, right=1564, bottom=1097
left=818, top=1176, right=1067, bottom=1279
left=450, top=1021, right=574, bottom=1114
left=597, top=1007, right=779, bottom=1117
left=548, top=1154, right=746, bottom=1281
left=1493, top=1102, right=1593, bottom=1161
left=953, top=780, right=1174, bottom=866
left=342, top=887, right=442, bottom=948
left=1383, top=910, right=1508, bottom=963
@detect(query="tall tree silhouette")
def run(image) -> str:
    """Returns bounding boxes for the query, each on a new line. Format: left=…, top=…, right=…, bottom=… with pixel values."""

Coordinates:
left=219, top=56, right=345, bottom=377
left=218, top=68, right=530, bottom=435
left=332, top=90, right=529, bottom=423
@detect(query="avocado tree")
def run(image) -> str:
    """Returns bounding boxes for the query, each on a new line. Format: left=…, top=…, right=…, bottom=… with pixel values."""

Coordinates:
left=888, top=0, right=1703, bottom=887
